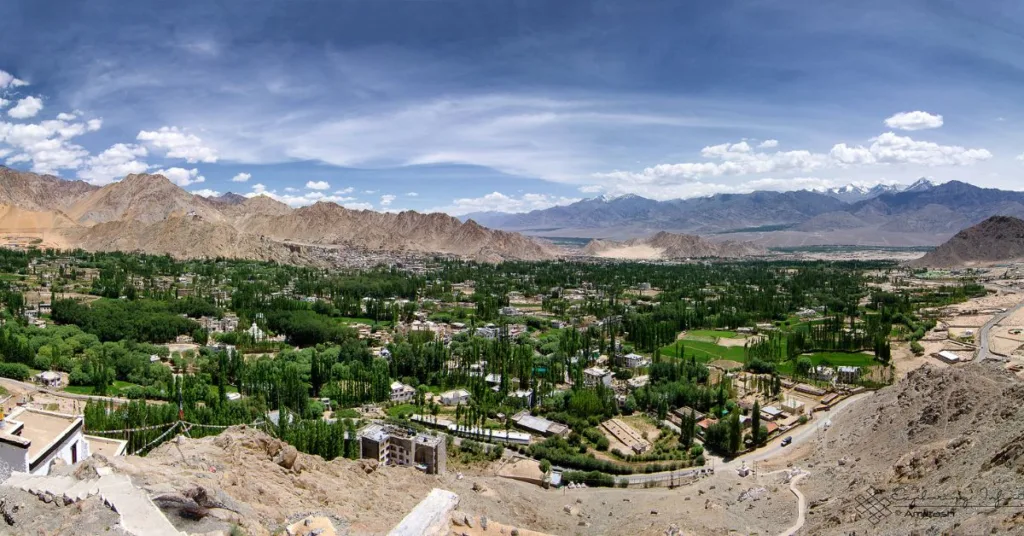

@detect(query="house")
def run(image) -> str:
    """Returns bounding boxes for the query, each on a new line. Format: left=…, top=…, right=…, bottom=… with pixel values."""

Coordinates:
left=811, top=366, right=836, bottom=382
left=484, top=373, right=502, bottom=386
left=225, top=392, right=243, bottom=401
left=247, top=322, right=266, bottom=342
left=626, top=375, right=650, bottom=390
left=358, top=424, right=446, bottom=474
left=618, top=353, right=648, bottom=369
left=390, top=381, right=416, bottom=403
left=583, top=367, right=613, bottom=388
left=670, top=406, right=706, bottom=424
left=509, top=389, right=534, bottom=403
left=760, top=406, right=784, bottom=421
left=0, top=408, right=97, bottom=476
left=935, top=351, right=960, bottom=364
left=695, top=417, right=718, bottom=437
left=781, top=398, right=806, bottom=415
left=440, top=389, right=470, bottom=406
left=34, top=371, right=61, bottom=389
left=837, top=366, right=861, bottom=383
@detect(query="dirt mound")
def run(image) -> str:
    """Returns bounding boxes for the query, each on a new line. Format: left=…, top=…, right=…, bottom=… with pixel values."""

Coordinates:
left=909, top=215, right=1024, bottom=268
left=801, top=363, right=1024, bottom=535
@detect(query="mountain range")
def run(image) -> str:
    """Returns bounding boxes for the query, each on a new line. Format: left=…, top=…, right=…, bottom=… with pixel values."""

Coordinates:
left=466, top=179, right=1024, bottom=247
left=0, top=167, right=557, bottom=263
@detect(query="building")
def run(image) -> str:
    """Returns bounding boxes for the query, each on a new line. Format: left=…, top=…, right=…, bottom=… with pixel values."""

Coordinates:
left=837, top=366, right=861, bottom=383
left=583, top=367, right=613, bottom=388
left=247, top=322, right=266, bottom=342
left=34, top=371, right=61, bottom=388
left=439, top=389, right=470, bottom=406
left=935, top=351, right=961, bottom=364
left=670, top=406, right=706, bottom=425
left=601, top=418, right=650, bottom=454
left=390, top=381, right=416, bottom=403
left=358, top=424, right=446, bottom=474
left=760, top=406, right=784, bottom=421
left=0, top=408, right=90, bottom=476
left=618, top=353, right=648, bottom=369
left=626, top=375, right=650, bottom=391
left=511, top=411, right=570, bottom=437
left=811, top=366, right=836, bottom=382
left=781, top=397, right=806, bottom=415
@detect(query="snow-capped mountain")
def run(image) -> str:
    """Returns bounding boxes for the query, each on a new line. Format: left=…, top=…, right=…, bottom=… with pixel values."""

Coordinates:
left=812, top=183, right=904, bottom=203
left=904, top=177, right=938, bottom=193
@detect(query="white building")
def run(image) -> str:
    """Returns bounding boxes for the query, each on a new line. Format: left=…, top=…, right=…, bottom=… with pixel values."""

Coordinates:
left=0, top=408, right=116, bottom=477
left=440, top=389, right=471, bottom=406
left=619, top=353, right=648, bottom=369
left=390, top=381, right=416, bottom=403
left=811, top=366, right=836, bottom=381
left=935, top=351, right=961, bottom=364
left=246, top=322, right=266, bottom=342
left=34, top=371, right=61, bottom=388
left=583, top=366, right=613, bottom=388
left=781, top=397, right=806, bottom=415
left=837, top=366, right=861, bottom=383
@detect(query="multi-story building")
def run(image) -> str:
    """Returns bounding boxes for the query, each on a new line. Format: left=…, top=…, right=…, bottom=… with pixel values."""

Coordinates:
left=358, top=424, right=446, bottom=474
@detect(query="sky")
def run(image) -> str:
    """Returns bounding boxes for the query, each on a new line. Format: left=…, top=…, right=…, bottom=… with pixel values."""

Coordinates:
left=1, top=0, right=1023, bottom=215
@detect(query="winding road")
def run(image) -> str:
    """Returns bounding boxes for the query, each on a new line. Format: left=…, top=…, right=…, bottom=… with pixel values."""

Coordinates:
left=976, top=298, right=1024, bottom=362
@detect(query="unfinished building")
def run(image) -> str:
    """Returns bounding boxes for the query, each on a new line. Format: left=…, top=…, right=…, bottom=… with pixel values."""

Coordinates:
left=359, top=424, right=447, bottom=475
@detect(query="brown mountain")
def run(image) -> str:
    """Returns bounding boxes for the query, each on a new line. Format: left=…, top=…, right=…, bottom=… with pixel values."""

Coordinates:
left=0, top=167, right=559, bottom=263
left=582, top=231, right=766, bottom=259
left=908, top=215, right=1024, bottom=268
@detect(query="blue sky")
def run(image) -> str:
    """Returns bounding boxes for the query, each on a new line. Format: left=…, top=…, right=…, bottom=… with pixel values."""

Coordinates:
left=1, top=0, right=1023, bottom=214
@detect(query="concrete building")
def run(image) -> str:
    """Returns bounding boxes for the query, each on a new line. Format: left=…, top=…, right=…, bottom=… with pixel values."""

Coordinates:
left=0, top=408, right=90, bottom=476
left=583, top=366, right=613, bottom=388
left=781, top=398, right=806, bottom=415
left=34, top=371, right=61, bottom=388
left=618, top=353, right=648, bottom=369
left=811, top=366, right=836, bottom=382
left=358, top=424, right=446, bottom=475
left=760, top=406, right=784, bottom=421
left=439, top=389, right=470, bottom=406
left=837, top=366, right=861, bottom=383
left=390, top=381, right=416, bottom=403
left=935, top=351, right=961, bottom=364
left=511, top=411, right=570, bottom=437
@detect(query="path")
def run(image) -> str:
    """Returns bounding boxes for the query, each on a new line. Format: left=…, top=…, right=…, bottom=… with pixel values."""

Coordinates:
left=4, top=472, right=183, bottom=536
left=778, top=471, right=809, bottom=536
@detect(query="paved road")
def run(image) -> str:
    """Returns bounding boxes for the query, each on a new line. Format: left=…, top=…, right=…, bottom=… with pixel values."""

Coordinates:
left=617, top=392, right=873, bottom=486
left=976, top=298, right=1024, bottom=362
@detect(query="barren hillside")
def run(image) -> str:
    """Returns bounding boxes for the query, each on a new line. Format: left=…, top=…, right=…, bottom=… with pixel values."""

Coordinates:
left=583, top=231, right=766, bottom=259
left=800, top=363, right=1024, bottom=535
left=0, top=168, right=559, bottom=262
left=909, top=215, right=1024, bottom=268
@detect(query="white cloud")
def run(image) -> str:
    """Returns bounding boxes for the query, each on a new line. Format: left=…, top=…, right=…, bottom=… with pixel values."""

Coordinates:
left=56, top=112, right=76, bottom=121
left=406, top=192, right=419, bottom=197
left=191, top=188, right=222, bottom=198
left=380, top=194, right=397, bottom=206
left=244, top=183, right=371, bottom=208
left=306, top=180, right=330, bottom=190
left=0, top=70, right=28, bottom=89
left=830, top=132, right=992, bottom=166
left=884, top=111, right=944, bottom=131
left=86, top=118, right=102, bottom=131
left=8, top=96, right=44, bottom=119
left=284, top=187, right=299, bottom=193
left=77, top=143, right=150, bottom=185
left=363, top=189, right=378, bottom=194
left=154, top=167, right=206, bottom=187
left=137, top=126, right=218, bottom=163
left=578, top=185, right=604, bottom=194
left=436, top=191, right=581, bottom=216
left=230, top=172, right=251, bottom=182
left=758, top=139, right=779, bottom=149
left=0, top=115, right=103, bottom=174
left=335, top=187, right=354, bottom=194
left=1017, top=153, right=1024, bottom=162
left=0, top=99, right=7, bottom=109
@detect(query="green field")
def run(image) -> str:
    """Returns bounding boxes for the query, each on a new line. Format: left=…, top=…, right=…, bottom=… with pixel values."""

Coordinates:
left=686, top=329, right=742, bottom=339
left=660, top=340, right=746, bottom=363
left=387, top=403, right=419, bottom=418
left=64, top=380, right=143, bottom=396
left=337, top=316, right=392, bottom=327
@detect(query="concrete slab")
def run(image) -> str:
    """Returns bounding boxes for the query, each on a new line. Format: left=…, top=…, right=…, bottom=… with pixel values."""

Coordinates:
left=388, top=488, right=460, bottom=536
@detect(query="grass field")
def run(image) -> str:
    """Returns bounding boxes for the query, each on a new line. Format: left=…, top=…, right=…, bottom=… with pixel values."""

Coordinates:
left=776, top=351, right=880, bottom=376
left=387, top=403, right=419, bottom=418
left=64, top=380, right=143, bottom=396
left=660, top=340, right=746, bottom=363
left=686, top=329, right=742, bottom=339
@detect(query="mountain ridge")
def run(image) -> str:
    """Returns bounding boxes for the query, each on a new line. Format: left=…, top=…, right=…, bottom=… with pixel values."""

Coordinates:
left=908, top=215, right=1024, bottom=268
left=0, top=167, right=559, bottom=263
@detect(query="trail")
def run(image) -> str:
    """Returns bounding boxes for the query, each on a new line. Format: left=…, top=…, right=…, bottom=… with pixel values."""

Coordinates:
left=779, top=471, right=809, bottom=536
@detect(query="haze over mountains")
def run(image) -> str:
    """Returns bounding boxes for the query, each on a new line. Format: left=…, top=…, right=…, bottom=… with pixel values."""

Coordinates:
left=0, top=167, right=557, bottom=263
left=582, top=231, right=767, bottom=260
left=466, top=179, right=1024, bottom=247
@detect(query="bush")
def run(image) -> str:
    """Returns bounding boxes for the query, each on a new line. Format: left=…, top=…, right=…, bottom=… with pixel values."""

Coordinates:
left=0, top=363, right=31, bottom=381
left=562, top=470, right=615, bottom=487
left=910, top=341, right=924, bottom=356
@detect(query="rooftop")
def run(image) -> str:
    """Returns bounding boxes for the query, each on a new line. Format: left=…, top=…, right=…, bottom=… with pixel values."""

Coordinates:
left=3, top=407, right=82, bottom=462
left=84, top=434, right=128, bottom=458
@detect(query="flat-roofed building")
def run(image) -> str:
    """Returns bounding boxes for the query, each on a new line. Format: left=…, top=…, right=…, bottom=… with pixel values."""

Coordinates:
left=583, top=366, right=613, bottom=388
left=511, top=411, right=570, bottom=437
left=358, top=423, right=446, bottom=475
left=440, top=389, right=470, bottom=406
left=0, top=408, right=89, bottom=476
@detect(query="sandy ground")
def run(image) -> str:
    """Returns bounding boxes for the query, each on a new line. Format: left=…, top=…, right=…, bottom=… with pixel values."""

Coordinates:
left=990, top=304, right=1024, bottom=356
left=593, top=244, right=665, bottom=259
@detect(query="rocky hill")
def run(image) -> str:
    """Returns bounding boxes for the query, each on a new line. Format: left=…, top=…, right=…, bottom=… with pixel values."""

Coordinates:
left=908, top=215, right=1024, bottom=268
left=801, top=363, right=1024, bottom=535
left=0, top=167, right=559, bottom=263
left=582, top=231, right=766, bottom=259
